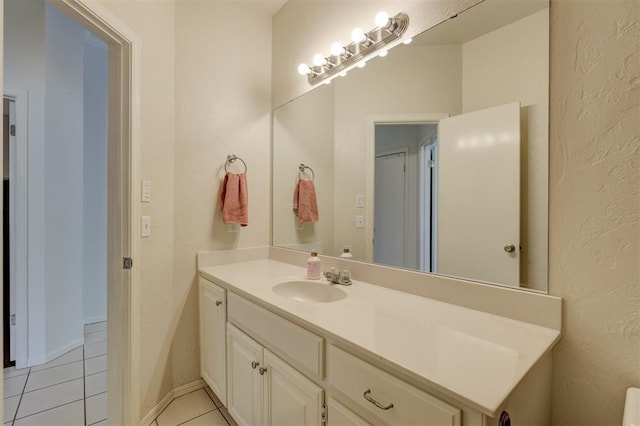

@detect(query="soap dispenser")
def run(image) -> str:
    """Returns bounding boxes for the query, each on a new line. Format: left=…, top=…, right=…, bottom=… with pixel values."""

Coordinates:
left=307, top=249, right=322, bottom=279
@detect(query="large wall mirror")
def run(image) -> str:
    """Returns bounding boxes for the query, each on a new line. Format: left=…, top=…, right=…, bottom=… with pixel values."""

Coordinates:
left=273, top=0, right=549, bottom=292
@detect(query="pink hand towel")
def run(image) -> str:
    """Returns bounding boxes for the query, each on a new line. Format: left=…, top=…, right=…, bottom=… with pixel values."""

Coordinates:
left=293, top=179, right=319, bottom=224
left=221, top=172, right=249, bottom=227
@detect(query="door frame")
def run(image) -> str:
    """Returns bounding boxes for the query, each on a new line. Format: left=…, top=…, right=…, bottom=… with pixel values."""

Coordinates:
left=3, top=90, right=28, bottom=369
left=365, top=114, right=447, bottom=264
left=1, top=0, right=142, bottom=422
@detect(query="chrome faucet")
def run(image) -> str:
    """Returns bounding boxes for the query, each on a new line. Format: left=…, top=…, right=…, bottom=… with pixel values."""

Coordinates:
left=324, top=269, right=352, bottom=286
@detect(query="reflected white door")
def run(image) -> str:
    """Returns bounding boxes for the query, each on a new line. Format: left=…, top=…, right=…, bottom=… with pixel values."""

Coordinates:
left=437, top=102, right=520, bottom=286
left=374, top=151, right=407, bottom=268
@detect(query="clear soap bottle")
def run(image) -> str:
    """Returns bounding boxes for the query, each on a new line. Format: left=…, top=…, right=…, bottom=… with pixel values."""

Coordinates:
left=307, top=249, right=322, bottom=279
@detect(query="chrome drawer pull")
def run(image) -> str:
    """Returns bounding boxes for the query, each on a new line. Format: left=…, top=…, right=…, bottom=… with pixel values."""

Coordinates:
left=363, top=389, right=394, bottom=410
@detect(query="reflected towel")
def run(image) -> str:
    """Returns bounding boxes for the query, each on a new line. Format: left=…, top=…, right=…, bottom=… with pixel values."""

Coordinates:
left=293, top=179, right=319, bottom=224
left=221, top=172, right=249, bottom=227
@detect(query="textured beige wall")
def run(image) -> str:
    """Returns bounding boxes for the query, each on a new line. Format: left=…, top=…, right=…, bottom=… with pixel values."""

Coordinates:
left=172, top=0, right=273, bottom=394
left=94, top=0, right=177, bottom=419
left=549, top=0, right=640, bottom=424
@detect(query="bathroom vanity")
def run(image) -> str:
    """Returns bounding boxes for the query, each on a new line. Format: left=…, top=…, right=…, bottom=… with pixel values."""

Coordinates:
left=198, top=250, right=560, bottom=426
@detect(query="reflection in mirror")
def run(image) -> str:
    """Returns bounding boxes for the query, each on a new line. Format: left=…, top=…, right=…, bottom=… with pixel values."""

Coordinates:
left=273, top=0, right=549, bottom=292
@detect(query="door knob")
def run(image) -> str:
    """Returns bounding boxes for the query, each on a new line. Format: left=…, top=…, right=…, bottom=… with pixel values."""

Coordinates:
left=504, top=244, right=516, bottom=253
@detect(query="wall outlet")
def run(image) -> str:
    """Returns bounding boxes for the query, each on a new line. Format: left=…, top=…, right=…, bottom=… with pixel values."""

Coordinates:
left=141, top=216, right=151, bottom=237
left=356, top=215, right=365, bottom=228
left=356, top=194, right=365, bottom=208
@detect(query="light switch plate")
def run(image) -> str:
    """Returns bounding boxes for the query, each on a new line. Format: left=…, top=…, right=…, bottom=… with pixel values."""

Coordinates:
left=141, top=180, right=151, bottom=203
left=141, top=216, right=151, bottom=237
left=356, top=194, right=365, bottom=208
left=356, top=215, right=365, bottom=228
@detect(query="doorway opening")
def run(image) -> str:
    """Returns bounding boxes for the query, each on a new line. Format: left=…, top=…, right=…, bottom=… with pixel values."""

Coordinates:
left=2, top=0, right=141, bottom=423
left=371, top=120, right=441, bottom=272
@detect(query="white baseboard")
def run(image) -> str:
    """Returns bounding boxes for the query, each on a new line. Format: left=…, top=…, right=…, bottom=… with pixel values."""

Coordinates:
left=140, top=379, right=207, bottom=426
left=28, top=338, right=85, bottom=367
left=84, top=315, right=107, bottom=325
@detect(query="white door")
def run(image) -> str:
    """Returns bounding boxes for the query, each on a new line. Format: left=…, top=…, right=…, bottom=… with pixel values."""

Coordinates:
left=374, top=151, right=407, bottom=268
left=199, top=277, right=227, bottom=405
left=437, top=102, right=520, bottom=286
left=263, top=349, right=324, bottom=426
left=227, top=324, right=263, bottom=426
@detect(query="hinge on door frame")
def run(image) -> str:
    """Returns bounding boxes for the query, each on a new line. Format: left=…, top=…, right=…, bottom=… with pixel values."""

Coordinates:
left=123, top=257, right=133, bottom=270
left=321, top=402, right=327, bottom=423
left=10, top=125, right=16, bottom=136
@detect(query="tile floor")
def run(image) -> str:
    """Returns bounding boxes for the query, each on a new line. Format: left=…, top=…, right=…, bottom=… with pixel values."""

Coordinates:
left=152, top=387, right=236, bottom=426
left=3, top=321, right=107, bottom=425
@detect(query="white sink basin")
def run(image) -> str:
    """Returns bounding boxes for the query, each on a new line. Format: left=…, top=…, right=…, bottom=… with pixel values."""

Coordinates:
left=272, top=280, right=347, bottom=303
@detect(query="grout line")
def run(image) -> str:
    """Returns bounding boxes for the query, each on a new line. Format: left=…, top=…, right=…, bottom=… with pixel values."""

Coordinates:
left=153, top=388, right=205, bottom=423
left=2, top=370, right=30, bottom=380
left=29, top=358, right=84, bottom=374
left=84, top=353, right=107, bottom=362
left=83, top=329, right=107, bottom=336
left=14, top=397, right=85, bottom=421
left=21, top=376, right=84, bottom=395
left=84, top=369, right=107, bottom=379
left=218, top=408, right=233, bottom=426
left=12, top=367, right=31, bottom=423
left=83, top=345, right=87, bottom=426
left=203, top=388, right=220, bottom=409
left=175, top=408, right=218, bottom=426
left=87, top=418, right=107, bottom=426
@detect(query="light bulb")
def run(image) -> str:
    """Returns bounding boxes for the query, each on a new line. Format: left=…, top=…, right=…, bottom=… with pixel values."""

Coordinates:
left=330, top=42, right=345, bottom=56
left=379, top=50, right=388, bottom=58
left=375, top=11, right=390, bottom=28
left=351, top=28, right=366, bottom=43
left=403, top=37, right=413, bottom=45
left=357, top=61, right=366, bottom=68
left=313, top=53, right=326, bottom=67
left=297, top=63, right=311, bottom=76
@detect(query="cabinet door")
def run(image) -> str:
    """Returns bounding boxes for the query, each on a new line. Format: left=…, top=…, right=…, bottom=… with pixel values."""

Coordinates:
left=263, top=349, right=324, bottom=426
left=327, top=397, right=371, bottom=426
left=227, top=324, right=263, bottom=426
left=199, top=277, right=227, bottom=405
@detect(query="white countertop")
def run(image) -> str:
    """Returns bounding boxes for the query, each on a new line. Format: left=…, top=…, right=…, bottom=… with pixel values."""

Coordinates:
left=199, top=259, right=560, bottom=417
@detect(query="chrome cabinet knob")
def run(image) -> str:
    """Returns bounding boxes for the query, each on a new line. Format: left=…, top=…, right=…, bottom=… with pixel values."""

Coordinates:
left=504, top=244, right=516, bottom=253
left=259, top=367, right=268, bottom=375
left=251, top=361, right=259, bottom=369
left=215, top=300, right=222, bottom=306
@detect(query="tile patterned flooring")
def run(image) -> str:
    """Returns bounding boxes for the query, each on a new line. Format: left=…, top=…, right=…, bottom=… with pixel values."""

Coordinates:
left=3, top=321, right=234, bottom=426
left=3, top=322, right=107, bottom=425
left=151, top=387, right=236, bottom=426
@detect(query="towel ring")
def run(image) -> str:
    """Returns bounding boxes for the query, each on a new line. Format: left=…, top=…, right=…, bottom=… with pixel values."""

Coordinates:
left=299, top=163, right=315, bottom=180
left=225, top=154, right=247, bottom=173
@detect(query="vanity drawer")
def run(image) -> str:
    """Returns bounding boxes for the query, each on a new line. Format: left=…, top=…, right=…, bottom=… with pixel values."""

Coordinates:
left=328, top=345, right=461, bottom=426
left=227, top=292, right=323, bottom=379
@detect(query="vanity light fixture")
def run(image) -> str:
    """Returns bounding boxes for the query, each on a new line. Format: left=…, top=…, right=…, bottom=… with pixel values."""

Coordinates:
left=297, top=11, right=409, bottom=85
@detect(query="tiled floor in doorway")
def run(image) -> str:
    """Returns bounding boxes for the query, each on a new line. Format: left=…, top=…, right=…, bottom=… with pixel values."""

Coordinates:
left=152, top=387, right=236, bottom=426
left=3, top=321, right=107, bottom=425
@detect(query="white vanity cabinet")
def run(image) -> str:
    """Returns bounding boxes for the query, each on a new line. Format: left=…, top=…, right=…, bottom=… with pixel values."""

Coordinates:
left=227, top=323, right=324, bottom=426
left=198, top=277, right=227, bottom=405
